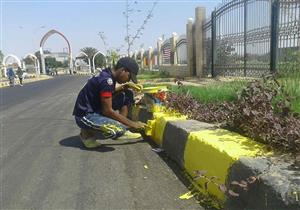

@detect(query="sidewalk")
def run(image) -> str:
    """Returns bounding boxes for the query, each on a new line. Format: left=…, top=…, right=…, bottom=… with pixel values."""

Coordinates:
left=0, top=74, right=53, bottom=88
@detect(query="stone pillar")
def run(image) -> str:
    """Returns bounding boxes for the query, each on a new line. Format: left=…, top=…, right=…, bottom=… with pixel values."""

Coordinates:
left=21, top=60, right=26, bottom=70
left=194, top=7, right=206, bottom=77
left=134, top=50, right=137, bottom=61
left=69, top=53, right=73, bottom=74
left=140, top=48, right=144, bottom=70
left=40, top=47, right=46, bottom=74
left=148, top=46, right=153, bottom=70
left=187, top=18, right=195, bottom=76
left=171, top=32, right=178, bottom=65
left=157, top=37, right=163, bottom=66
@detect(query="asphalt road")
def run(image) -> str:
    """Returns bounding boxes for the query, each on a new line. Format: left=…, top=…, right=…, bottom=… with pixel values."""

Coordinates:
left=0, top=75, right=203, bottom=210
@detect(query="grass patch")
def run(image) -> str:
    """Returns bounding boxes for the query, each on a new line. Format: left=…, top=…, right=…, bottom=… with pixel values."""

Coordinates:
left=169, top=81, right=249, bottom=104
left=277, top=71, right=300, bottom=114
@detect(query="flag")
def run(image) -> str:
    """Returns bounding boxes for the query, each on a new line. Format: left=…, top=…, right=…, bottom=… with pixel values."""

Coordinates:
left=162, top=43, right=171, bottom=64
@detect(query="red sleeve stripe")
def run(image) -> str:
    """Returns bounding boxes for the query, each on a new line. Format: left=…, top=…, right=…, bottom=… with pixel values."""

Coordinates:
left=100, top=91, right=112, bottom=97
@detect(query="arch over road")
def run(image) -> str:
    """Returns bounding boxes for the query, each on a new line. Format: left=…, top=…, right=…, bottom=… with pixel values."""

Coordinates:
left=92, top=51, right=106, bottom=73
left=24, top=53, right=40, bottom=76
left=75, top=51, right=91, bottom=73
left=39, top=29, right=73, bottom=74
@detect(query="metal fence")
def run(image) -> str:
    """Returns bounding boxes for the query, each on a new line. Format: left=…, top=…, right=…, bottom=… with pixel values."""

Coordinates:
left=203, top=0, right=300, bottom=77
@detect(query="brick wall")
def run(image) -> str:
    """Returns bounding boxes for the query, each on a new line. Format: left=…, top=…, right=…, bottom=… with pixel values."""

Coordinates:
left=159, top=65, right=190, bottom=77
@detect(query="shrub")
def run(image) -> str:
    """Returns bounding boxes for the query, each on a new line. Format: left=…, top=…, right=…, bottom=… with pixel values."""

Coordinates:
left=166, top=77, right=300, bottom=153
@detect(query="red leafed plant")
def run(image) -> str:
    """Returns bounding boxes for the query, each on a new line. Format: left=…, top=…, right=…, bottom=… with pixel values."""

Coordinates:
left=165, top=76, right=300, bottom=153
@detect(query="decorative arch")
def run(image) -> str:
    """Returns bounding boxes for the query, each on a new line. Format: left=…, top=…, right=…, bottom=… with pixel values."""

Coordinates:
left=74, top=51, right=91, bottom=73
left=92, top=51, right=106, bottom=73
left=24, top=53, right=40, bottom=76
left=39, top=29, right=73, bottom=74
left=2, top=54, right=22, bottom=77
left=2, top=54, right=22, bottom=67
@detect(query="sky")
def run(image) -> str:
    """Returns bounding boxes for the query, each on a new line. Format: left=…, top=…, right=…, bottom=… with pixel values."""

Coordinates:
left=1, top=0, right=222, bottom=59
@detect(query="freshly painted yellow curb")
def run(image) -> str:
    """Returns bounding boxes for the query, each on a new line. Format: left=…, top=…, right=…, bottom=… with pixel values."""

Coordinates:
left=144, top=105, right=186, bottom=146
left=184, top=129, right=270, bottom=201
left=150, top=112, right=186, bottom=146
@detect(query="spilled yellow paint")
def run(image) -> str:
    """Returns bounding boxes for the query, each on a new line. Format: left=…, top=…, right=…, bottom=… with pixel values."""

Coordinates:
left=179, top=191, right=194, bottom=200
left=184, top=129, right=271, bottom=201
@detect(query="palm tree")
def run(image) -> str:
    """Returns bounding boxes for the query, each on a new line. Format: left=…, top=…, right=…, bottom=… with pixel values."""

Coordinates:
left=80, top=47, right=106, bottom=70
left=106, top=49, right=120, bottom=67
left=80, top=47, right=98, bottom=61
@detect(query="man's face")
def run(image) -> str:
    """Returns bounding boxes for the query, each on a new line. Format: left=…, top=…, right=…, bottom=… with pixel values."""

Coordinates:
left=117, top=68, right=131, bottom=84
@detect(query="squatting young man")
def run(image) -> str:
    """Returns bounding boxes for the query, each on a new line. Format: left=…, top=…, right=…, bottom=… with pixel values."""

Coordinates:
left=73, top=57, right=146, bottom=148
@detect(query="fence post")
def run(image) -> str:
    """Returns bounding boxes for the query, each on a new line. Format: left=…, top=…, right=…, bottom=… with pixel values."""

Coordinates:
left=270, top=0, right=280, bottom=74
left=211, top=10, right=216, bottom=77
left=244, top=0, right=248, bottom=77
left=171, top=32, right=178, bottom=65
left=186, top=18, right=195, bottom=76
left=195, top=7, right=206, bottom=77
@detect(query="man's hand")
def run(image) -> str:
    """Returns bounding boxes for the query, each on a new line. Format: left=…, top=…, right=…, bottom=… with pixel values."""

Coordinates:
left=131, top=121, right=147, bottom=130
left=116, top=83, right=143, bottom=92
left=124, top=82, right=143, bottom=92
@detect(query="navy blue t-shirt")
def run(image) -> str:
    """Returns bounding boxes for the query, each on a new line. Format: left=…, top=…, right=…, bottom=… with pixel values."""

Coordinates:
left=73, top=68, right=116, bottom=117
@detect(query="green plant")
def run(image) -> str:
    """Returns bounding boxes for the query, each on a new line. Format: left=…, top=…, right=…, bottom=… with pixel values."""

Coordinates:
left=166, top=77, right=300, bottom=153
left=276, top=70, right=300, bottom=114
left=138, top=70, right=170, bottom=80
left=169, top=81, right=248, bottom=104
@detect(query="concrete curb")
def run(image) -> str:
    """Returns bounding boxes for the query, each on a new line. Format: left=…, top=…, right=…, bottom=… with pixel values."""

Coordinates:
left=74, top=72, right=91, bottom=76
left=0, top=74, right=52, bottom=88
left=129, top=105, right=300, bottom=209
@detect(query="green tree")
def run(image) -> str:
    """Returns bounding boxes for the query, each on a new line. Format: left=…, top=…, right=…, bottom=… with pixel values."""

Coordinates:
left=23, top=57, right=35, bottom=65
left=45, top=57, right=58, bottom=68
left=35, top=50, right=51, bottom=73
left=94, top=53, right=106, bottom=69
left=80, top=47, right=106, bottom=70
left=106, top=49, right=120, bottom=66
left=0, top=50, right=4, bottom=64
left=0, top=50, right=4, bottom=77
left=80, top=47, right=97, bottom=63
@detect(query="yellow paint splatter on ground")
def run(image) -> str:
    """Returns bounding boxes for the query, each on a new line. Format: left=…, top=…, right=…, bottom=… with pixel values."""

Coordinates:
left=179, top=191, right=194, bottom=200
